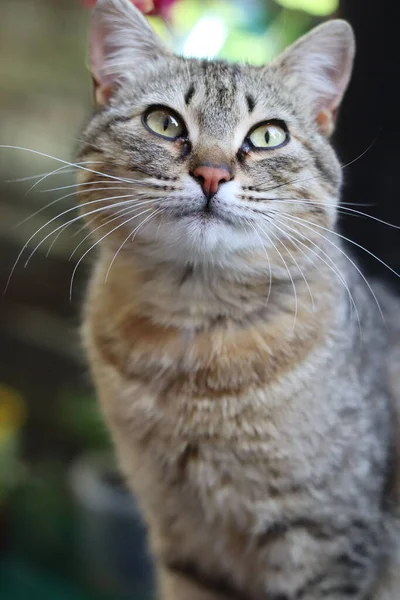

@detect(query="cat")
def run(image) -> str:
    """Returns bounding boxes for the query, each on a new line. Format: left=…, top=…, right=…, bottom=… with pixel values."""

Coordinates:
left=77, top=0, right=400, bottom=597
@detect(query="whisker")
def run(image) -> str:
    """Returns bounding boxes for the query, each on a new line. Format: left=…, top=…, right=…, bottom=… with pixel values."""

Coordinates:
left=4, top=195, right=138, bottom=293
left=41, top=179, right=128, bottom=193
left=5, top=162, right=99, bottom=183
left=156, top=208, right=171, bottom=240
left=132, top=208, right=162, bottom=242
left=14, top=186, right=138, bottom=228
left=247, top=137, right=379, bottom=198
left=25, top=162, right=97, bottom=196
left=69, top=198, right=160, bottom=260
left=47, top=202, right=152, bottom=258
left=23, top=195, right=142, bottom=269
left=285, top=212, right=400, bottom=284
left=45, top=224, right=69, bottom=258
left=69, top=207, right=158, bottom=299
left=275, top=198, right=372, bottom=208
left=268, top=223, right=315, bottom=311
left=247, top=219, right=273, bottom=308
left=105, top=208, right=163, bottom=281
left=70, top=205, right=134, bottom=240
left=270, top=216, right=362, bottom=335
left=262, top=198, right=400, bottom=230
left=71, top=202, right=143, bottom=241
left=279, top=213, right=386, bottom=323
left=42, top=178, right=182, bottom=194
left=253, top=220, right=298, bottom=332
left=340, top=134, right=380, bottom=170
left=0, top=145, right=138, bottom=184
left=240, top=193, right=371, bottom=209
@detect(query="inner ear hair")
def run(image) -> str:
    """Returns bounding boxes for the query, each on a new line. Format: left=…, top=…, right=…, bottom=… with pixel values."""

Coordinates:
left=92, top=76, right=114, bottom=108
left=316, top=108, right=336, bottom=137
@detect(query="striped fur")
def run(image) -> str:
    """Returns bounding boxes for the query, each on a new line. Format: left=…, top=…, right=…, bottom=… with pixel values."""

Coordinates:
left=78, top=2, right=400, bottom=598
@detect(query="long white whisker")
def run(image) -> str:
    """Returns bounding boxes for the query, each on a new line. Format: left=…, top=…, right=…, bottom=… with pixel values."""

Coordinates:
left=25, top=163, right=90, bottom=196
left=156, top=209, right=170, bottom=240
left=69, top=209, right=136, bottom=258
left=285, top=213, right=400, bottom=284
left=45, top=224, right=69, bottom=258
left=49, top=202, right=157, bottom=259
left=256, top=138, right=378, bottom=195
left=23, top=195, right=141, bottom=269
left=280, top=213, right=386, bottom=323
left=254, top=220, right=298, bottom=332
left=131, top=209, right=162, bottom=243
left=42, top=178, right=178, bottom=193
left=41, top=180, right=128, bottom=193
left=240, top=193, right=371, bottom=209
left=269, top=224, right=315, bottom=311
left=15, top=186, right=137, bottom=228
left=46, top=202, right=148, bottom=258
left=0, top=145, right=137, bottom=184
left=105, top=208, right=163, bottom=281
left=4, top=195, right=137, bottom=293
left=71, top=202, right=137, bottom=239
left=263, top=198, right=400, bottom=230
left=245, top=218, right=273, bottom=308
left=245, top=135, right=379, bottom=199
left=340, top=135, right=379, bottom=170
left=5, top=162, right=99, bottom=183
left=69, top=198, right=160, bottom=260
left=270, top=216, right=362, bottom=336
left=69, top=207, right=157, bottom=299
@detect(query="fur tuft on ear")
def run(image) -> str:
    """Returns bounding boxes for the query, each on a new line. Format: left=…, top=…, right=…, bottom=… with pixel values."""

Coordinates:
left=89, top=0, right=170, bottom=106
left=272, top=20, right=355, bottom=136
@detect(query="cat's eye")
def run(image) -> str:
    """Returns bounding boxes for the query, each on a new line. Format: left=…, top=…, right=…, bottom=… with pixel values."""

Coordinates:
left=247, top=122, right=288, bottom=150
left=143, top=107, right=185, bottom=140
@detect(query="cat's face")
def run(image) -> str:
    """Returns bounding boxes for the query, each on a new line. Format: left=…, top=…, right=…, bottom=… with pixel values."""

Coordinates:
left=78, top=0, right=354, bottom=274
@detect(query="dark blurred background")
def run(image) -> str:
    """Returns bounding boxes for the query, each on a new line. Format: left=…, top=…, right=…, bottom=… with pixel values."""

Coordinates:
left=0, top=0, right=398, bottom=598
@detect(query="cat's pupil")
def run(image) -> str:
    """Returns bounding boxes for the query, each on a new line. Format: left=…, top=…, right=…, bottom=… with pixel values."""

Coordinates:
left=163, top=117, right=170, bottom=131
left=265, top=130, right=270, bottom=144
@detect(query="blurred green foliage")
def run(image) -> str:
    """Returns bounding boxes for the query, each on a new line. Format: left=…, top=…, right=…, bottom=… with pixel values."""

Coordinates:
left=57, top=390, right=111, bottom=452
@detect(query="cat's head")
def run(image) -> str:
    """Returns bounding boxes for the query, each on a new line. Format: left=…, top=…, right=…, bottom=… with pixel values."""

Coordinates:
left=78, top=0, right=354, bottom=275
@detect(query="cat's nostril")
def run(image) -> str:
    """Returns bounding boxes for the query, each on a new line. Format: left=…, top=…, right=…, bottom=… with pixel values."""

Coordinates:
left=194, top=174, right=205, bottom=187
left=191, top=165, right=232, bottom=199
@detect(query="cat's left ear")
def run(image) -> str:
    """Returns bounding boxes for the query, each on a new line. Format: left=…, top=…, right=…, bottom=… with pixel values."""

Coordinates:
left=89, top=0, right=171, bottom=106
left=272, top=20, right=355, bottom=136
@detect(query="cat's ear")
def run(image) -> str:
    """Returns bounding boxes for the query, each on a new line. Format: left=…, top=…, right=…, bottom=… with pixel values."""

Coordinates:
left=89, top=0, right=170, bottom=106
left=272, top=20, right=355, bottom=136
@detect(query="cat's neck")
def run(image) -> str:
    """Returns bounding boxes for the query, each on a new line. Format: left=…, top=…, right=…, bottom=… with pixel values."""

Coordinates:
left=93, top=247, right=335, bottom=331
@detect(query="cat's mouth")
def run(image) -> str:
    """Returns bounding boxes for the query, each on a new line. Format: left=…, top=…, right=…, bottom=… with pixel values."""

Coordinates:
left=176, top=205, right=235, bottom=226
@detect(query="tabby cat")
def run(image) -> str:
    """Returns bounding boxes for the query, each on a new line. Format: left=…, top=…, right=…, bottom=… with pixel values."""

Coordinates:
left=78, top=0, right=400, bottom=597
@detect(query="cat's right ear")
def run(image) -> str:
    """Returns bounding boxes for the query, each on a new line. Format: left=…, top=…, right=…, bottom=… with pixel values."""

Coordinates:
left=89, top=0, right=170, bottom=106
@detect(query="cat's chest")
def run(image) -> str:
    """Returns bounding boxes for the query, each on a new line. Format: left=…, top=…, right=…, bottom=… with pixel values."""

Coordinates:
left=116, top=374, right=341, bottom=511
left=90, top=304, right=357, bottom=518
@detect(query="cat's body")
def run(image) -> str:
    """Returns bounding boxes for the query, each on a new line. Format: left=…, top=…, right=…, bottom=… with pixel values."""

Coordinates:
left=84, top=252, right=400, bottom=600
left=78, top=1, right=400, bottom=597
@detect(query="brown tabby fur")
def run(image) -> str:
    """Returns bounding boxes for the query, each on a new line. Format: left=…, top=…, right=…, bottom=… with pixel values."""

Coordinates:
left=78, top=1, right=400, bottom=598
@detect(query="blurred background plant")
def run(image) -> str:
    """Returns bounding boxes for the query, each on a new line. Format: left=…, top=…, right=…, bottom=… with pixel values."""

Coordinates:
left=0, top=0, right=398, bottom=598
left=0, top=385, right=26, bottom=506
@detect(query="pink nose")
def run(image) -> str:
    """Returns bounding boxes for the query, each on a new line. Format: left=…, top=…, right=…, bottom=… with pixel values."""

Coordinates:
left=192, top=165, right=232, bottom=198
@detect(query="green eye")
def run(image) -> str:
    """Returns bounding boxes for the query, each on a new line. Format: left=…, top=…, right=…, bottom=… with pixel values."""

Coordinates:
left=248, top=122, right=288, bottom=150
left=144, top=108, right=185, bottom=139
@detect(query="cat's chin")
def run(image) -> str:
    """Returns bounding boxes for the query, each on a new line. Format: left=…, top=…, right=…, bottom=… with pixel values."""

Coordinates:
left=136, top=209, right=261, bottom=267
